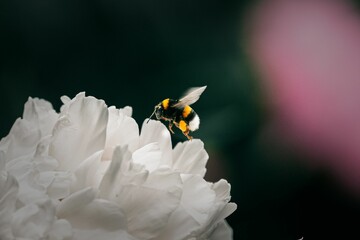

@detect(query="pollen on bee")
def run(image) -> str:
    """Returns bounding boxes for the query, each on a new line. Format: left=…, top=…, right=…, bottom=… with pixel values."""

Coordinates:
left=179, top=120, right=188, bottom=132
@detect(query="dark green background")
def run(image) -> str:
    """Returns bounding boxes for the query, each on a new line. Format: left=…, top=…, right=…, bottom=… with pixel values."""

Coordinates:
left=1, top=0, right=360, bottom=239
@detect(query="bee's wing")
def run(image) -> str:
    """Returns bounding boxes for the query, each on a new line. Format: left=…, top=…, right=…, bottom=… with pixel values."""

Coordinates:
left=173, top=86, right=207, bottom=108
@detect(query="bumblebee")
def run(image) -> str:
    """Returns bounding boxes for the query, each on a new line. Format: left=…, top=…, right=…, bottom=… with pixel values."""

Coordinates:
left=147, top=86, right=207, bottom=140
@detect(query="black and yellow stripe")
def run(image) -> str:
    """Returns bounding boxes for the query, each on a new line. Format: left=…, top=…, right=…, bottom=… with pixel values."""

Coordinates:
left=182, top=105, right=196, bottom=123
left=162, top=98, right=170, bottom=109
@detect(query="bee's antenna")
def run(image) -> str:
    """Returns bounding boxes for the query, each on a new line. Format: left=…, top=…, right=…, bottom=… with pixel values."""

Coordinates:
left=147, top=109, right=156, bottom=123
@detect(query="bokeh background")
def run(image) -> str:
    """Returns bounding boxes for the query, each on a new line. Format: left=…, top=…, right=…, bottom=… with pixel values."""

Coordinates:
left=2, top=0, right=360, bottom=239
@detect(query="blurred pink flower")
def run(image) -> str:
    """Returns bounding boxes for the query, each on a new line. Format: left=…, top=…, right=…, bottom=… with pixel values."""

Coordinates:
left=250, top=0, right=360, bottom=189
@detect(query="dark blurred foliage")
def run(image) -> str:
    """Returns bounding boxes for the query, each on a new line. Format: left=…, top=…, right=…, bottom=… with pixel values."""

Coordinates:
left=1, top=0, right=360, bottom=239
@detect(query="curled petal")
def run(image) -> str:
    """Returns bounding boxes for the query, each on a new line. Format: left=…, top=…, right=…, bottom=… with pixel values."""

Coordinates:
left=71, top=150, right=106, bottom=193
left=57, top=187, right=96, bottom=218
left=215, top=202, right=237, bottom=225
left=57, top=187, right=129, bottom=237
left=11, top=199, right=70, bottom=239
left=15, top=165, right=49, bottom=205
left=103, top=106, right=139, bottom=160
left=23, top=97, right=58, bottom=138
left=98, top=146, right=140, bottom=200
left=181, top=174, right=216, bottom=225
left=212, top=179, right=233, bottom=202
left=41, top=171, right=73, bottom=200
left=132, top=143, right=162, bottom=172
left=199, top=180, right=237, bottom=237
left=159, top=176, right=236, bottom=240
left=60, top=95, right=71, bottom=105
left=172, top=139, right=208, bottom=177
left=144, top=168, right=182, bottom=191
left=50, top=92, right=108, bottom=171
left=1, top=118, right=41, bottom=161
left=157, top=175, right=216, bottom=240
left=119, top=106, right=133, bottom=117
left=157, top=205, right=199, bottom=240
left=1, top=97, right=58, bottom=162
left=140, top=120, right=172, bottom=167
left=208, top=220, right=233, bottom=240
left=119, top=184, right=182, bottom=240
left=33, top=139, right=59, bottom=172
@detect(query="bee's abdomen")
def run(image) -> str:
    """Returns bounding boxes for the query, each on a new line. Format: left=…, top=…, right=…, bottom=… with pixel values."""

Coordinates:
left=182, top=106, right=194, bottom=119
left=182, top=106, right=199, bottom=131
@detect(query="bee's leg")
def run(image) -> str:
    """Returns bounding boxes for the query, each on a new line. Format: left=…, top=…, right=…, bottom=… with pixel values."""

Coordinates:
left=168, top=122, right=175, bottom=134
left=183, top=129, right=193, bottom=140
left=178, top=120, right=192, bottom=140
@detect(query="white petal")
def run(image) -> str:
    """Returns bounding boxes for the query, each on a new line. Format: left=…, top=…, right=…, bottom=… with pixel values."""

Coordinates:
left=172, top=139, right=208, bottom=177
left=0, top=137, right=10, bottom=157
left=180, top=174, right=216, bottom=225
left=71, top=150, right=104, bottom=193
left=144, top=168, right=182, bottom=191
left=103, top=106, right=139, bottom=159
left=212, top=179, right=232, bottom=202
left=60, top=95, right=71, bottom=105
left=159, top=175, right=232, bottom=240
left=132, top=143, right=162, bottom=172
left=44, top=171, right=73, bottom=199
left=1, top=97, right=58, bottom=162
left=1, top=118, right=41, bottom=161
left=100, top=147, right=184, bottom=239
left=57, top=187, right=96, bottom=218
left=208, top=220, right=233, bottom=240
left=191, top=180, right=236, bottom=239
left=158, top=175, right=218, bottom=240
left=5, top=154, right=33, bottom=180
left=57, top=187, right=128, bottom=231
left=0, top=165, right=18, bottom=239
left=34, top=155, right=59, bottom=172
left=118, top=184, right=182, bottom=240
left=98, top=146, right=139, bottom=200
left=139, top=120, right=172, bottom=167
left=156, top=205, right=200, bottom=240
left=33, top=139, right=59, bottom=172
left=50, top=92, right=108, bottom=171
left=211, top=179, right=237, bottom=221
left=23, top=97, right=58, bottom=137
left=119, top=106, right=133, bottom=117
left=92, top=160, right=111, bottom=189
left=47, top=219, right=73, bottom=240
left=13, top=165, right=48, bottom=205
left=12, top=199, right=58, bottom=239
left=216, top=202, right=237, bottom=223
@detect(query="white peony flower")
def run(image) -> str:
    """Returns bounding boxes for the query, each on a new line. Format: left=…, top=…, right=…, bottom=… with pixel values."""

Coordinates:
left=0, top=92, right=236, bottom=240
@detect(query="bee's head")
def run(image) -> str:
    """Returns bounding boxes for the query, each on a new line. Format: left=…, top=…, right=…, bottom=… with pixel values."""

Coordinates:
left=154, top=103, right=163, bottom=119
left=147, top=103, right=163, bottom=123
